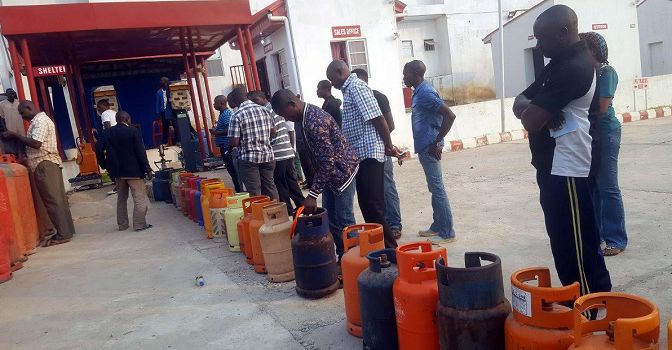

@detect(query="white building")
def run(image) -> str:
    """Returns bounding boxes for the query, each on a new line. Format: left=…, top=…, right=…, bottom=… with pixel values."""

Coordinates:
left=396, top=0, right=537, bottom=102
left=484, top=0, right=642, bottom=103
left=637, top=0, right=672, bottom=76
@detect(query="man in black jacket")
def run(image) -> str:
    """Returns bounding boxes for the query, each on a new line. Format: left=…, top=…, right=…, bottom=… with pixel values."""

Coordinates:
left=98, top=111, right=153, bottom=231
left=316, top=80, right=342, bottom=126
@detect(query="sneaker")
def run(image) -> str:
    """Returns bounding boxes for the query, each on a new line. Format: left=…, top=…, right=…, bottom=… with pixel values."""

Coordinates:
left=107, top=190, right=117, bottom=196
left=418, top=229, right=439, bottom=238
left=427, top=236, right=457, bottom=246
left=602, top=247, right=624, bottom=256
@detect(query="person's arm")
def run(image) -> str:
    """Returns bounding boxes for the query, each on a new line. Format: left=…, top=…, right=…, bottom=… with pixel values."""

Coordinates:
left=354, top=86, right=394, bottom=155
left=304, top=115, right=339, bottom=213
left=599, top=98, right=613, bottom=115
left=383, top=111, right=395, bottom=133
left=288, top=131, right=296, bottom=148
left=371, top=117, right=394, bottom=156
left=513, top=95, right=532, bottom=119
left=227, top=113, right=241, bottom=148
left=2, top=131, right=41, bottom=149
left=425, top=104, right=457, bottom=160
left=377, top=93, right=395, bottom=133
left=598, top=66, right=618, bottom=115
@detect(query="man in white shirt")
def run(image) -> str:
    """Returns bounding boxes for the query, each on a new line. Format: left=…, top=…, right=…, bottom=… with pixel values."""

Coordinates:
left=96, top=99, right=117, bottom=130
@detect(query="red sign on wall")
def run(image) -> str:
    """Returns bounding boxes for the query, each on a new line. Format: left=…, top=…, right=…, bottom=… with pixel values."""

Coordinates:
left=264, top=43, right=274, bottom=54
left=332, top=25, right=361, bottom=39
left=33, top=65, right=67, bottom=77
left=592, top=23, right=608, bottom=30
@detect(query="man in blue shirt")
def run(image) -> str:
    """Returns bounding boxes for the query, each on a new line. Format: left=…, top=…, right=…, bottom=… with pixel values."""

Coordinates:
left=156, top=77, right=177, bottom=145
left=403, top=60, right=457, bottom=244
left=210, top=95, right=242, bottom=192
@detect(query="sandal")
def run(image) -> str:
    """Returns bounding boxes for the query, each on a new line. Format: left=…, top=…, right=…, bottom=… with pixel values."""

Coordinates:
left=602, top=247, right=624, bottom=256
left=135, top=224, right=153, bottom=232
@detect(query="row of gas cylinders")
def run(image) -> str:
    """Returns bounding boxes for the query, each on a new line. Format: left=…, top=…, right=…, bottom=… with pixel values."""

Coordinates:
left=154, top=169, right=670, bottom=350
left=0, top=154, right=39, bottom=285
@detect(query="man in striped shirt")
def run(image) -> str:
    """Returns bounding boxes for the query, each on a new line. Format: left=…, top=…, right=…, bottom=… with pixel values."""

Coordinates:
left=250, top=91, right=304, bottom=212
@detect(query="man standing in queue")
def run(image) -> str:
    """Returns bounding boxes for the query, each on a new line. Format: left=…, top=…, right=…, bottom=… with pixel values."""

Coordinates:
left=210, top=95, right=242, bottom=192
left=156, top=77, right=177, bottom=145
left=326, top=60, right=398, bottom=249
left=512, top=5, right=611, bottom=296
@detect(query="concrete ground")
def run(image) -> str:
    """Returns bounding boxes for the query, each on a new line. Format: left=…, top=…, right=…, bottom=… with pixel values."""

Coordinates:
left=1, top=117, right=670, bottom=349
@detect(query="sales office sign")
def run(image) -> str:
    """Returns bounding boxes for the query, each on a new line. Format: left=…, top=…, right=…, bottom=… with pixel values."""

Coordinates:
left=33, top=65, right=67, bottom=77
left=332, top=25, right=362, bottom=39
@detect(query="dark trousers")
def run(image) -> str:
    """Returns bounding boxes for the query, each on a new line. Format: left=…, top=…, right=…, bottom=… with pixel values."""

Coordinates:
left=238, top=159, right=279, bottom=200
left=274, top=158, right=305, bottom=212
left=161, top=117, right=178, bottom=145
left=34, top=161, right=76, bottom=240
left=220, top=146, right=242, bottom=192
left=355, top=158, right=398, bottom=249
left=537, top=172, right=612, bottom=295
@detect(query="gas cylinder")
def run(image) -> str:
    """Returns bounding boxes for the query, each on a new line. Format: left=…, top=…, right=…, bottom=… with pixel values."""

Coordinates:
left=436, top=252, right=511, bottom=350
left=0, top=161, right=38, bottom=257
left=568, top=292, right=660, bottom=350
left=249, top=200, right=278, bottom=273
left=0, top=165, right=22, bottom=271
left=341, top=223, right=385, bottom=337
left=178, top=172, right=195, bottom=213
left=187, top=177, right=205, bottom=221
left=667, top=320, right=671, bottom=350
left=0, top=169, right=15, bottom=283
left=358, top=248, right=399, bottom=350
left=184, top=177, right=198, bottom=218
left=170, top=169, right=183, bottom=208
left=196, top=178, right=220, bottom=226
left=201, top=182, right=226, bottom=236
left=504, top=267, right=581, bottom=350
left=258, top=202, right=294, bottom=282
left=152, top=169, right=172, bottom=203
left=208, top=188, right=233, bottom=239
left=240, top=196, right=270, bottom=264
left=393, top=242, right=447, bottom=350
left=292, top=207, right=339, bottom=299
left=223, top=193, right=249, bottom=251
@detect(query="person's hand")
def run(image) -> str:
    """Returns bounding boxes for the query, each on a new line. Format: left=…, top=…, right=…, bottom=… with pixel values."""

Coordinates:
left=548, top=116, right=566, bottom=131
left=384, top=144, right=396, bottom=157
left=1, top=131, right=16, bottom=140
left=303, top=196, right=317, bottom=215
left=428, top=143, right=443, bottom=161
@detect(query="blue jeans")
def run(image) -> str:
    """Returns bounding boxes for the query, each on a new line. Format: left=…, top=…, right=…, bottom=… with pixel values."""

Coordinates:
left=418, top=152, right=455, bottom=238
left=384, top=157, right=402, bottom=231
left=322, top=180, right=356, bottom=257
left=593, top=127, right=627, bottom=249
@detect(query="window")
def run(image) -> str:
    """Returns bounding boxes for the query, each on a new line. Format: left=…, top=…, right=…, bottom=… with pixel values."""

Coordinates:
left=274, top=50, right=291, bottom=89
left=205, top=59, right=225, bottom=77
left=424, top=39, right=436, bottom=52
left=347, top=39, right=369, bottom=73
left=401, top=40, right=414, bottom=58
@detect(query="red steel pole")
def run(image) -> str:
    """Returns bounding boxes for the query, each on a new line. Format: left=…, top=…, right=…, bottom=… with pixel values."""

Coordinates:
left=74, top=64, right=94, bottom=143
left=245, top=27, right=261, bottom=91
left=181, top=29, right=205, bottom=160
left=236, top=26, right=253, bottom=91
left=65, top=65, right=83, bottom=139
left=7, top=40, right=25, bottom=100
left=20, top=39, right=39, bottom=110
left=188, top=30, right=213, bottom=156
left=199, top=56, right=217, bottom=126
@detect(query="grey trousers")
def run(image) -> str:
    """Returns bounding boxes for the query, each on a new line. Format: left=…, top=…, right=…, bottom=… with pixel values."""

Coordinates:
left=116, top=178, right=148, bottom=230
left=34, top=161, right=75, bottom=240
left=238, top=159, right=278, bottom=200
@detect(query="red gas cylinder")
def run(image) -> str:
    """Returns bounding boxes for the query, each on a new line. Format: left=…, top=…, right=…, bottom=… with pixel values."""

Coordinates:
left=239, top=196, right=270, bottom=265
left=186, top=177, right=204, bottom=221
left=249, top=200, right=278, bottom=273
left=0, top=161, right=38, bottom=256
left=568, top=292, right=660, bottom=350
left=341, top=223, right=385, bottom=337
left=505, top=267, right=581, bottom=350
left=394, top=242, right=447, bottom=350
left=0, top=169, right=15, bottom=283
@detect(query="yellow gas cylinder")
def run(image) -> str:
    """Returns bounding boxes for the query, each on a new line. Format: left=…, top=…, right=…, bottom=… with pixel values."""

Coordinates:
left=568, top=292, right=660, bottom=350
left=224, top=193, right=249, bottom=252
left=201, top=182, right=226, bottom=239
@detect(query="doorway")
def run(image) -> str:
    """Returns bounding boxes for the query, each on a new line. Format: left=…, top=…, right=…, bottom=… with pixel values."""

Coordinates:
left=256, top=57, right=271, bottom=97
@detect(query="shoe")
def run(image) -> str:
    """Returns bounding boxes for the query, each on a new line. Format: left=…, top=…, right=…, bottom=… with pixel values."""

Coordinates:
left=602, top=247, right=624, bottom=256
left=392, top=229, right=402, bottom=240
left=427, top=236, right=456, bottom=246
left=118, top=225, right=130, bottom=231
left=107, top=190, right=117, bottom=196
left=134, top=224, right=153, bottom=232
left=418, top=229, right=439, bottom=238
left=47, top=238, right=71, bottom=246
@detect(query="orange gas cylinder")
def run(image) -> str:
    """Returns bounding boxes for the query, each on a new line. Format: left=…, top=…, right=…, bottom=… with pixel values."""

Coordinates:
left=0, top=169, right=15, bottom=283
left=0, top=161, right=38, bottom=257
left=200, top=180, right=224, bottom=233
left=75, top=138, right=100, bottom=175
left=178, top=173, right=195, bottom=212
left=667, top=320, right=671, bottom=350
left=505, top=267, right=581, bottom=350
left=249, top=200, right=278, bottom=274
left=239, top=196, right=270, bottom=264
left=207, top=188, right=233, bottom=239
left=394, top=242, right=447, bottom=350
left=568, top=292, right=660, bottom=350
left=341, top=223, right=385, bottom=337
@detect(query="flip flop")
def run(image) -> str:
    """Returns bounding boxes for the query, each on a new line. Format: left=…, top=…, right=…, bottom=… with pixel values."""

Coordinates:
left=135, top=224, right=153, bottom=232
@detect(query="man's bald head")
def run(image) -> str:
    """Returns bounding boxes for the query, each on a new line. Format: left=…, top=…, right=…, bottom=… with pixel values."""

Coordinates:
left=214, top=95, right=228, bottom=111
left=403, top=60, right=427, bottom=88
left=326, top=60, right=351, bottom=90
left=18, top=100, right=37, bottom=120
left=533, top=5, right=580, bottom=59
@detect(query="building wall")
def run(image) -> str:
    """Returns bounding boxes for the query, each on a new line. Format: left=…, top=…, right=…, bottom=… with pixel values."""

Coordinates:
left=490, top=0, right=642, bottom=98
left=638, top=0, right=672, bottom=76
left=397, top=18, right=448, bottom=78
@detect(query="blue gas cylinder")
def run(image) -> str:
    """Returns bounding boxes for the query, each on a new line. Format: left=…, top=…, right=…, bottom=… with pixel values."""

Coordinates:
left=152, top=169, right=171, bottom=203
left=194, top=179, right=203, bottom=225
left=358, top=248, right=399, bottom=350
left=291, top=208, right=339, bottom=299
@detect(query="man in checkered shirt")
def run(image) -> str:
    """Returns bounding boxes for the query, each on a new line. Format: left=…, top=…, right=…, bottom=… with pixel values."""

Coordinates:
left=327, top=60, right=398, bottom=249
left=226, top=88, right=279, bottom=199
left=1, top=100, right=75, bottom=246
